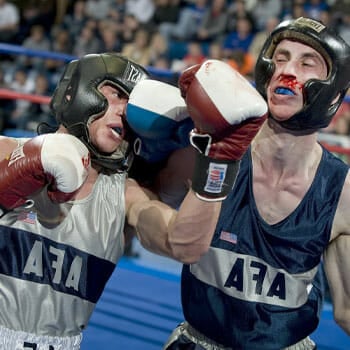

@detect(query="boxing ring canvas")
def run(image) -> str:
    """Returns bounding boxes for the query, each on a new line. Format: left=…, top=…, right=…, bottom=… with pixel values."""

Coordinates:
left=81, top=249, right=350, bottom=350
left=81, top=255, right=183, bottom=350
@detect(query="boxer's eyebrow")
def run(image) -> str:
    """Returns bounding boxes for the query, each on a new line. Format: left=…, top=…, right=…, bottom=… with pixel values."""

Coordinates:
left=273, top=47, right=290, bottom=59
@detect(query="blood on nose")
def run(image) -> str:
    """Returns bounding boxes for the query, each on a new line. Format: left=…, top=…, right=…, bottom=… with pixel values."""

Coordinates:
left=279, top=75, right=304, bottom=91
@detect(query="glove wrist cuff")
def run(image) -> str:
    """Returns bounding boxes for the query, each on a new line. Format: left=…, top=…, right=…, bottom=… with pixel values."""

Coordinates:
left=191, top=152, right=240, bottom=201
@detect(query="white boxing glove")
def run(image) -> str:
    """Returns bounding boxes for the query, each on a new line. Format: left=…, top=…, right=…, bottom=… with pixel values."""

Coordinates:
left=0, top=133, right=91, bottom=212
left=126, top=79, right=192, bottom=162
left=126, top=79, right=189, bottom=139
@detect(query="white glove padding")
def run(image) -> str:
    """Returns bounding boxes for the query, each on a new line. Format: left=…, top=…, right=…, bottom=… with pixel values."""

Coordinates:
left=183, top=59, right=268, bottom=133
left=126, top=79, right=189, bottom=140
left=41, top=134, right=90, bottom=196
left=0, top=133, right=90, bottom=211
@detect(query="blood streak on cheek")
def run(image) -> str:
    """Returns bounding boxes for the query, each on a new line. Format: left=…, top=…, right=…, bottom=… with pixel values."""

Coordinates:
left=279, top=76, right=304, bottom=91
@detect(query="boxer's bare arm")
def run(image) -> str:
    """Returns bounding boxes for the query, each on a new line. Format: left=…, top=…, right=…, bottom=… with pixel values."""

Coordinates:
left=323, top=235, right=350, bottom=335
left=125, top=177, right=221, bottom=264
left=324, top=171, right=350, bottom=335
left=154, top=146, right=196, bottom=209
left=0, top=136, right=19, bottom=160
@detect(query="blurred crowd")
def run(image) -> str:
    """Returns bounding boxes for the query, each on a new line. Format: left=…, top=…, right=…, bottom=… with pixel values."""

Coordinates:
left=0, top=0, right=349, bottom=145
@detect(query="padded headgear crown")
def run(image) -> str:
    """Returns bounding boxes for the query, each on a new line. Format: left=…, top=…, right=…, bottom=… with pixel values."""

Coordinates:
left=255, top=17, right=350, bottom=131
left=51, top=53, right=149, bottom=172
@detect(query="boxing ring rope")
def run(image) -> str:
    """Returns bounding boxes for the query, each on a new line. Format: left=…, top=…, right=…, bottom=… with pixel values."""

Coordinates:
left=318, top=133, right=350, bottom=163
left=0, top=88, right=51, bottom=105
left=1, top=42, right=350, bottom=163
left=322, top=144, right=350, bottom=156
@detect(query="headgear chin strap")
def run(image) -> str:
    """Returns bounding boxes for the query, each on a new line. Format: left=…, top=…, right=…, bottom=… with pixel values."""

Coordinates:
left=49, top=53, right=149, bottom=173
left=255, top=17, right=350, bottom=132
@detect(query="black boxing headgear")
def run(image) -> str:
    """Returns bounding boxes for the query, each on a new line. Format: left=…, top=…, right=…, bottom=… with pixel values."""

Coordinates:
left=255, top=17, right=350, bottom=131
left=50, top=53, right=149, bottom=172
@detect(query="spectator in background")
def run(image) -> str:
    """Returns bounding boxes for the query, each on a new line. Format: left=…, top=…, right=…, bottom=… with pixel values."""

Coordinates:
left=16, top=25, right=51, bottom=71
left=250, top=0, right=282, bottom=30
left=49, top=26, right=73, bottom=56
left=73, top=23, right=102, bottom=58
left=17, top=1, right=44, bottom=44
left=279, top=0, right=294, bottom=18
left=118, top=14, right=140, bottom=45
left=318, top=9, right=332, bottom=26
left=150, top=0, right=181, bottom=30
left=282, top=0, right=307, bottom=20
left=107, top=0, right=127, bottom=31
left=148, top=31, right=169, bottom=67
left=336, top=13, right=350, bottom=45
left=32, top=0, right=57, bottom=33
left=207, top=41, right=225, bottom=61
left=303, top=0, right=329, bottom=21
left=148, top=55, right=176, bottom=85
left=226, top=0, right=256, bottom=35
left=248, top=16, right=280, bottom=65
left=125, top=0, right=156, bottom=24
left=45, top=27, right=74, bottom=73
left=18, top=73, right=53, bottom=132
left=0, top=66, right=14, bottom=132
left=7, top=68, right=35, bottom=130
left=61, top=0, right=88, bottom=41
left=171, top=41, right=207, bottom=72
left=121, top=27, right=152, bottom=66
left=0, top=0, right=19, bottom=44
left=85, top=0, right=113, bottom=21
left=153, top=56, right=171, bottom=70
left=331, top=0, right=350, bottom=22
left=226, top=48, right=255, bottom=77
left=159, top=0, right=208, bottom=44
left=241, top=0, right=258, bottom=12
left=223, top=15, right=255, bottom=58
left=181, top=41, right=207, bottom=67
left=98, top=22, right=122, bottom=53
left=194, top=0, right=228, bottom=44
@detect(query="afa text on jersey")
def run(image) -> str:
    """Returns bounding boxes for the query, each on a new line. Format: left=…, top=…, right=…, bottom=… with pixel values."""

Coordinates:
left=190, top=247, right=317, bottom=308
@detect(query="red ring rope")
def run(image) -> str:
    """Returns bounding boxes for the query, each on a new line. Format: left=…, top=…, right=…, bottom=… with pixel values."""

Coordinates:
left=320, top=142, right=350, bottom=156
left=0, top=88, right=51, bottom=104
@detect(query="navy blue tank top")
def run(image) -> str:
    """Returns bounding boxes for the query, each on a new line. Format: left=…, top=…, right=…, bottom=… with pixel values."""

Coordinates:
left=181, top=147, right=349, bottom=349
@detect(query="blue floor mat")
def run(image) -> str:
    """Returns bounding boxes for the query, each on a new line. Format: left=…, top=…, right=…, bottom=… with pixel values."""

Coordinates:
left=81, top=256, right=350, bottom=350
left=81, top=258, right=182, bottom=350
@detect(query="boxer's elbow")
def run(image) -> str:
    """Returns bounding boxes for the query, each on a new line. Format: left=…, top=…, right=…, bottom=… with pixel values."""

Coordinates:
left=170, top=240, right=211, bottom=264
left=333, top=307, right=350, bottom=335
left=168, top=223, right=212, bottom=263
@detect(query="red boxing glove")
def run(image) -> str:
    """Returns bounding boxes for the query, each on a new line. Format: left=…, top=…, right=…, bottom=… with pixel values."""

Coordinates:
left=179, top=59, right=268, bottom=200
left=0, top=134, right=90, bottom=215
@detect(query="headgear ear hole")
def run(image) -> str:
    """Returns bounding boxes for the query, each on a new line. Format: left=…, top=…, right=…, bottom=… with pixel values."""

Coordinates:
left=330, top=93, right=342, bottom=107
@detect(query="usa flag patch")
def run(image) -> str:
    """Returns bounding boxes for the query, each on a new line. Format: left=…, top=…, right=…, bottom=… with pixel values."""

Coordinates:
left=220, top=230, right=237, bottom=244
left=18, top=211, right=36, bottom=224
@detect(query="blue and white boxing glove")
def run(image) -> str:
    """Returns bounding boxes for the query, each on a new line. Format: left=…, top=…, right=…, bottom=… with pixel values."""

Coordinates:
left=126, top=79, right=193, bottom=163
